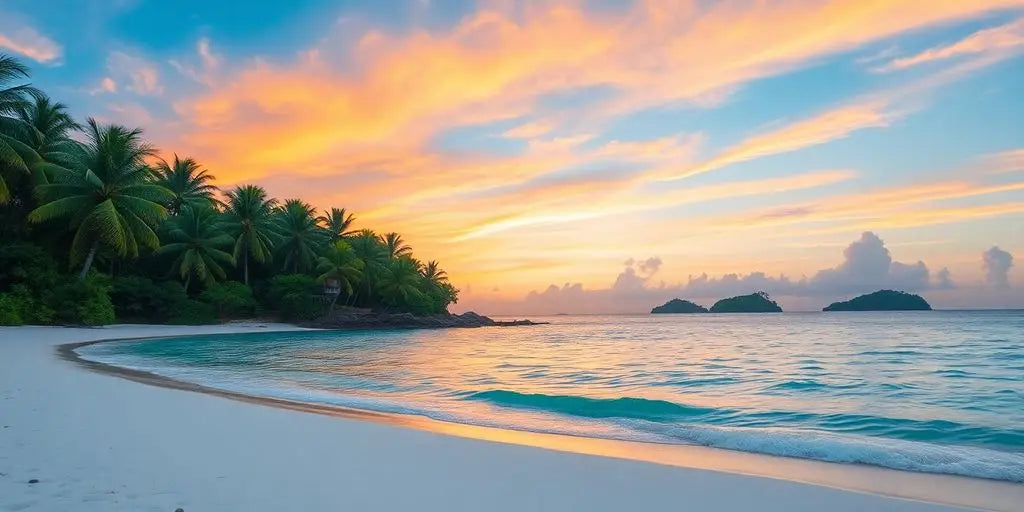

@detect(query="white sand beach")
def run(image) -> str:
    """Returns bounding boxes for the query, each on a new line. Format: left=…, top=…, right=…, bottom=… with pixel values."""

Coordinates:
left=1, top=324, right=1020, bottom=512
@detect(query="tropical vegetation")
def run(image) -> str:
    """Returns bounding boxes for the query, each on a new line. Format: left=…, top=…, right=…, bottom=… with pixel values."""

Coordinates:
left=0, top=54, right=458, bottom=325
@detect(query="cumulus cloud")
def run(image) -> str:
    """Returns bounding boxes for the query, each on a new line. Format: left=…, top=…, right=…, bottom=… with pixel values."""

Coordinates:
left=982, top=246, right=1014, bottom=288
left=475, top=232, right=950, bottom=314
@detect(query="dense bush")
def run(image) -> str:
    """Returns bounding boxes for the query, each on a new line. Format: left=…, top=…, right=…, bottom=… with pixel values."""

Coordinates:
left=167, top=299, right=218, bottom=325
left=267, top=274, right=322, bottom=321
left=0, top=293, right=24, bottom=325
left=42, top=275, right=116, bottom=325
left=110, top=276, right=189, bottom=322
left=199, top=281, right=258, bottom=318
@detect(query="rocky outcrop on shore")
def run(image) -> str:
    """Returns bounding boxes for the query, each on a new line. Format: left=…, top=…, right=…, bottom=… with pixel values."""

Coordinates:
left=303, top=310, right=546, bottom=330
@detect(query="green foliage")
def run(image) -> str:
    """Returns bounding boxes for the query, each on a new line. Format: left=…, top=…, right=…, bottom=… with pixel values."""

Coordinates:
left=267, top=274, right=320, bottom=321
left=158, top=204, right=234, bottom=288
left=199, top=281, right=257, bottom=318
left=318, top=207, right=355, bottom=242
left=0, top=293, right=25, bottom=325
left=167, top=299, right=217, bottom=325
left=110, top=276, right=189, bottom=323
left=275, top=199, right=327, bottom=274
left=316, top=240, right=363, bottom=310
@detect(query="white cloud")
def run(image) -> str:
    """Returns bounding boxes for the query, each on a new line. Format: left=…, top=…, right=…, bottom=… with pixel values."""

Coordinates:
left=107, top=51, right=162, bottom=95
left=982, top=246, right=1014, bottom=288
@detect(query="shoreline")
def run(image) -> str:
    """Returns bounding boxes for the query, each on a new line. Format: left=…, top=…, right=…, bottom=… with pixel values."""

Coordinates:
left=62, top=328, right=1022, bottom=511
left=2, top=324, right=1021, bottom=511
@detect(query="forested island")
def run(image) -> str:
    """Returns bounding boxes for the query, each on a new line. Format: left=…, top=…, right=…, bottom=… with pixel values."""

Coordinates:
left=823, top=290, right=932, bottom=311
left=710, top=292, right=783, bottom=313
left=651, top=299, right=708, bottom=314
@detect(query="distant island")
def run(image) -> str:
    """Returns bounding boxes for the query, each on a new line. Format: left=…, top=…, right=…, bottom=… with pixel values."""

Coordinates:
left=823, top=290, right=931, bottom=311
left=710, top=292, right=783, bottom=313
left=651, top=299, right=709, bottom=314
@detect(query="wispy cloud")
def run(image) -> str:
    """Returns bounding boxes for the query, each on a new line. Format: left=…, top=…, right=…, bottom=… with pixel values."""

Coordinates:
left=877, top=18, right=1024, bottom=72
left=0, top=26, right=62, bottom=63
left=107, top=51, right=162, bottom=95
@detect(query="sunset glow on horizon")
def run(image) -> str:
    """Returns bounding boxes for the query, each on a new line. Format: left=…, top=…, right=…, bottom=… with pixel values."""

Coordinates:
left=5, top=0, right=1023, bottom=312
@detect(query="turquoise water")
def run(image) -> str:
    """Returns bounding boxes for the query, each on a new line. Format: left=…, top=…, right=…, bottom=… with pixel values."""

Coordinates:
left=79, top=312, right=1024, bottom=481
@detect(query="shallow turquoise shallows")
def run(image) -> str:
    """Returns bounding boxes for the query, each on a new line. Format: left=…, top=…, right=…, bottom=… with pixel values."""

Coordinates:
left=79, top=311, right=1024, bottom=482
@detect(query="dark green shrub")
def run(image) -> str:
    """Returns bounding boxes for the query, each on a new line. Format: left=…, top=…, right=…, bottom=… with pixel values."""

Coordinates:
left=167, top=299, right=218, bottom=325
left=266, top=274, right=321, bottom=321
left=110, top=276, right=189, bottom=322
left=77, top=291, right=116, bottom=325
left=41, top=274, right=115, bottom=326
left=0, top=293, right=24, bottom=325
left=199, top=281, right=257, bottom=318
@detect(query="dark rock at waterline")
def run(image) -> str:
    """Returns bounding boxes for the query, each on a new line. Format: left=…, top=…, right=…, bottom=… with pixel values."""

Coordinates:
left=27, top=479, right=39, bottom=484
left=303, top=311, right=547, bottom=330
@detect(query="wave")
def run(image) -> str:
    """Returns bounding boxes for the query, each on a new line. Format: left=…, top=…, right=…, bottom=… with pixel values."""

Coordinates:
left=465, top=390, right=725, bottom=421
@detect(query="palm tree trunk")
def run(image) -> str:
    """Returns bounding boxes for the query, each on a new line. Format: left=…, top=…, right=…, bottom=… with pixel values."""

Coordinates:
left=184, top=274, right=192, bottom=294
left=243, top=253, right=249, bottom=286
left=78, top=241, right=99, bottom=280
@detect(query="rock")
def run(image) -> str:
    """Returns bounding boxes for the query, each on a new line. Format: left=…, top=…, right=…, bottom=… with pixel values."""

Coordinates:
left=176, top=508, right=185, bottom=512
left=28, top=479, right=39, bottom=484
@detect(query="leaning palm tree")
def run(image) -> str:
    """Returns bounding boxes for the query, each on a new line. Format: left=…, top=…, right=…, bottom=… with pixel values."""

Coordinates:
left=274, top=198, right=327, bottom=274
left=318, top=207, right=356, bottom=242
left=223, top=184, right=278, bottom=285
left=154, top=154, right=220, bottom=214
left=29, top=119, right=173, bottom=278
left=0, top=54, right=44, bottom=202
left=316, top=240, right=364, bottom=310
left=157, top=204, right=234, bottom=289
left=379, top=255, right=424, bottom=306
left=380, top=231, right=411, bottom=259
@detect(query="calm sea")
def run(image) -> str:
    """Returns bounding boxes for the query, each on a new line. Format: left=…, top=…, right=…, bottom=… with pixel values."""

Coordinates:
left=78, top=311, right=1024, bottom=482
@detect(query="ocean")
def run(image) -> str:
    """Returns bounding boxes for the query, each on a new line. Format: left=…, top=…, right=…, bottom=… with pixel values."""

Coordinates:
left=77, top=311, right=1024, bottom=482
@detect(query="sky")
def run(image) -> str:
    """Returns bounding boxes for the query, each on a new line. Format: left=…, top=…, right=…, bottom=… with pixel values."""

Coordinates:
left=2, top=0, right=1022, bottom=313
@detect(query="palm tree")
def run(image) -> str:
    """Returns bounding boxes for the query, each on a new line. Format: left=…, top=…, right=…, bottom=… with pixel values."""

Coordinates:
left=318, top=207, right=356, bottom=242
left=348, top=229, right=387, bottom=304
left=274, top=198, right=327, bottom=274
left=380, top=231, right=411, bottom=259
left=154, top=155, right=219, bottom=214
left=316, top=240, right=364, bottom=310
left=379, top=255, right=424, bottom=306
left=421, top=260, right=448, bottom=283
left=223, top=184, right=278, bottom=285
left=0, top=54, right=43, bottom=203
left=157, top=205, right=234, bottom=289
left=13, top=94, right=80, bottom=184
left=29, top=119, right=173, bottom=278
